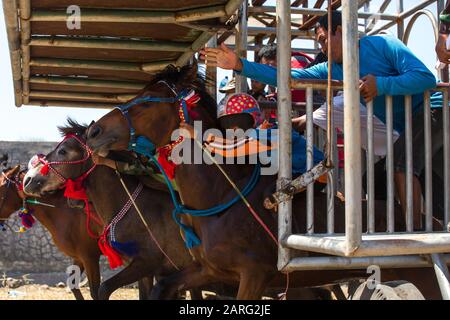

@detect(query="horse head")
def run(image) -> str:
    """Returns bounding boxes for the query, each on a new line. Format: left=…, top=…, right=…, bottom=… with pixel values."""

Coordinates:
left=0, top=165, right=23, bottom=218
left=23, top=119, right=94, bottom=197
left=86, top=62, right=218, bottom=156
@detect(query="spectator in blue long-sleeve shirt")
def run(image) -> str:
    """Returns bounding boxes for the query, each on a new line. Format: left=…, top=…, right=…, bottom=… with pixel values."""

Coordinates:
left=201, top=11, right=442, bottom=230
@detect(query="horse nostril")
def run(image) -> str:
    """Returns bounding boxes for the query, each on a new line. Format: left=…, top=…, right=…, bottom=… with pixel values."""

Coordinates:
left=88, top=125, right=102, bottom=140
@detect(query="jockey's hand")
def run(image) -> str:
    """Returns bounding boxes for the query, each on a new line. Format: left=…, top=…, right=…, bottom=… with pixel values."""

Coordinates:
left=359, top=74, right=378, bottom=103
left=199, top=43, right=243, bottom=71
left=436, top=33, right=450, bottom=64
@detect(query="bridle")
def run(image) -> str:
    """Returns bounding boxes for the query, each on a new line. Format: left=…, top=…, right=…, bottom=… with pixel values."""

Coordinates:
left=115, top=80, right=198, bottom=158
left=30, top=134, right=102, bottom=238
left=0, top=171, right=24, bottom=231
left=0, top=171, right=22, bottom=213
left=32, top=134, right=97, bottom=184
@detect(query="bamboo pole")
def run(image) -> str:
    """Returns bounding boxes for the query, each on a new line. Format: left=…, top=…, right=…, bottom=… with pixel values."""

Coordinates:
left=30, top=37, right=191, bottom=52
left=175, top=5, right=227, bottom=22
left=2, top=0, right=22, bottom=107
left=141, top=60, right=176, bottom=72
left=29, top=100, right=116, bottom=109
left=31, top=5, right=230, bottom=24
left=31, top=58, right=142, bottom=72
left=29, top=76, right=146, bottom=91
left=225, top=0, right=246, bottom=16
left=176, top=31, right=215, bottom=66
left=29, top=91, right=135, bottom=103
left=19, top=0, right=30, bottom=104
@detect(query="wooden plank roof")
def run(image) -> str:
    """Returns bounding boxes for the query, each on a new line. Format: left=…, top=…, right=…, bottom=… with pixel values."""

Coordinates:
left=3, top=0, right=243, bottom=108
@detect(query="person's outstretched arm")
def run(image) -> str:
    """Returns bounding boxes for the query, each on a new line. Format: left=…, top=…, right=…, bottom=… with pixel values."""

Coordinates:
left=200, top=43, right=328, bottom=87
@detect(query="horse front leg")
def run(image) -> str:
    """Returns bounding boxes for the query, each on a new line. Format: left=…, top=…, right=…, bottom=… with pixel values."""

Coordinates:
left=237, top=270, right=272, bottom=300
left=70, top=259, right=85, bottom=300
left=138, top=276, right=154, bottom=300
left=81, top=255, right=101, bottom=300
left=98, top=259, right=151, bottom=300
left=150, top=263, right=211, bottom=300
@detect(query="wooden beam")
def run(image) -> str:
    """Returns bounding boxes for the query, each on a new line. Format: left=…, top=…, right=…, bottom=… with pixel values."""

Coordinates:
left=32, top=6, right=229, bottom=24
left=29, top=91, right=135, bottom=104
left=29, top=76, right=146, bottom=91
left=30, top=36, right=191, bottom=52
left=28, top=100, right=116, bottom=109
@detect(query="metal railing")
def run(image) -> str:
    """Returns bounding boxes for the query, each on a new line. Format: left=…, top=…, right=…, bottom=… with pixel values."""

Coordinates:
left=274, top=0, right=450, bottom=298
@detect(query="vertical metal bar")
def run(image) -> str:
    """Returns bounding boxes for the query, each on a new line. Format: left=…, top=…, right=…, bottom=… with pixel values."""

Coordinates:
left=342, top=0, right=362, bottom=255
left=424, top=91, right=433, bottom=232
left=443, top=89, right=450, bottom=228
left=431, top=254, right=450, bottom=300
left=327, top=128, right=336, bottom=234
left=306, top=86, right=314, bottom=234
left=235, top=0, right=248, bottom=93
left=276, top=0, right=292, bottom=271
left=326, top=0, right=335, bottom=235
left=206, top=35, right=217, bottom=101
left=405, top=95, right=414, bottom=232
left=366, top=100, right=375, bottom=234
left=363, top=1, right=370, bottom=33
left=396, top=0, right=405, bottom=41
left=438, top=0, right=449, bottom=82
left=386, top=96, right=395, bottom=233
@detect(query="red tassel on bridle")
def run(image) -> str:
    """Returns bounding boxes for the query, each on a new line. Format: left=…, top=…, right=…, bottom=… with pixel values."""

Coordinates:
left=156, top=92, right=201, bottom=180
left=98, top=227, right=123, bottom=269
left=184, top=93, right=201, bottom=120
left=40, top=163, right=49, bottom=176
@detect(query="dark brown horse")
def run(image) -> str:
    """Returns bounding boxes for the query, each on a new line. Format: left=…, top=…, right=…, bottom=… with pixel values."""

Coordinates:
left=82, top=64, right=442, bottom=300
left=22, top=123, right=203, bottom=300
left=0, top=165, right=101, bottom=300
left=1, top=166, right=161, bottom=300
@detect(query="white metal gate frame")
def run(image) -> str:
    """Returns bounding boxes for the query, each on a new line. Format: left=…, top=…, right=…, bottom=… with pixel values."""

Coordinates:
left=264, top=0, right=450, bottom=299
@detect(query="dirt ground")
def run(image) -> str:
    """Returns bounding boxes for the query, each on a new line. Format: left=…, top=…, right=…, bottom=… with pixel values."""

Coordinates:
left=0, top=284, right=139, bottom=300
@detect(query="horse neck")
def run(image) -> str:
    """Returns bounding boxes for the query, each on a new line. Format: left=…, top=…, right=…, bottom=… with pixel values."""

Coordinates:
left=175, top=139, right=256, bottom=209
left=85, top=166, right=134, bottom=224
left=26, top=192, right=71, bottom=233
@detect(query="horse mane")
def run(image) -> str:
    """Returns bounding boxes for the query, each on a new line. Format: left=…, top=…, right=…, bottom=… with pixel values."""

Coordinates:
left=58, top=118, right=88, bottom=137
left=146, top=63, right=219, bottom=125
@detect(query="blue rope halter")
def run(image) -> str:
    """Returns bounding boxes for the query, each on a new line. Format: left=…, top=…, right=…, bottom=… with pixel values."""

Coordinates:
left=115, top=91, right=261, bottom=248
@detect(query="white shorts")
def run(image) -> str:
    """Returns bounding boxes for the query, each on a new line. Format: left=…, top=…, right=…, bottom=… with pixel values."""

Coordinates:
left=312, top=93, right=400, bottom=157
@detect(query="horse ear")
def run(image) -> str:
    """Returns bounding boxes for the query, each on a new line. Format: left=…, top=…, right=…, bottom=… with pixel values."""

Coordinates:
left=184, top=59, right=198, bottom=83
left=9, top=165, right=20, bottom=176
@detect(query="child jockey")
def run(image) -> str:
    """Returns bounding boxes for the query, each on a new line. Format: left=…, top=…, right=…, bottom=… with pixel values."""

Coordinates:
left=181, top=93, right=326, bottom=183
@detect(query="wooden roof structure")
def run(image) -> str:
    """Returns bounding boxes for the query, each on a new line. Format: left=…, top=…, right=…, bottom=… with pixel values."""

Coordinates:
left=3, top=0, right=376, bottom=109
left=3, top=0, right=243, bottom=108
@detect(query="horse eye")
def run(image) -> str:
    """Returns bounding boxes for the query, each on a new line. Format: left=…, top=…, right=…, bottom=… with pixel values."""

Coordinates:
left=58, top=148, right=67, bottom=156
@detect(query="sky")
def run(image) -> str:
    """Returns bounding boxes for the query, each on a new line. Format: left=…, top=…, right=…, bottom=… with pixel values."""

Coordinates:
left=0, top=0, right=441, bottom=142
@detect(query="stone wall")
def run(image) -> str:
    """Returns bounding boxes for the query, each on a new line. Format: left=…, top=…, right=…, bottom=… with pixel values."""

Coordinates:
left=0, top=141, right=73, bottom=272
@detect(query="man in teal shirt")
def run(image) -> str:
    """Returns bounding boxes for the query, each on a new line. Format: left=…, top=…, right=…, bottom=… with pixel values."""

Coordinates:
left=201, top=11, right=442, bottom=229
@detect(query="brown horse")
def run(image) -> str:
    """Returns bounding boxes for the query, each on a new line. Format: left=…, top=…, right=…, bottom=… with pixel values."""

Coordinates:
left=22, top=123, right=205, bottom=300
left=81, top=64, right=442, bottom=300
left=0, top=165, right=101, bottom=300
left=1, top=166, right=162, bottom=300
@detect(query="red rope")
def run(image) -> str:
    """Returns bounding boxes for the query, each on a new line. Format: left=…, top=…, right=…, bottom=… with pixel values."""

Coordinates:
left=98, top=225, right=123, bottom=269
